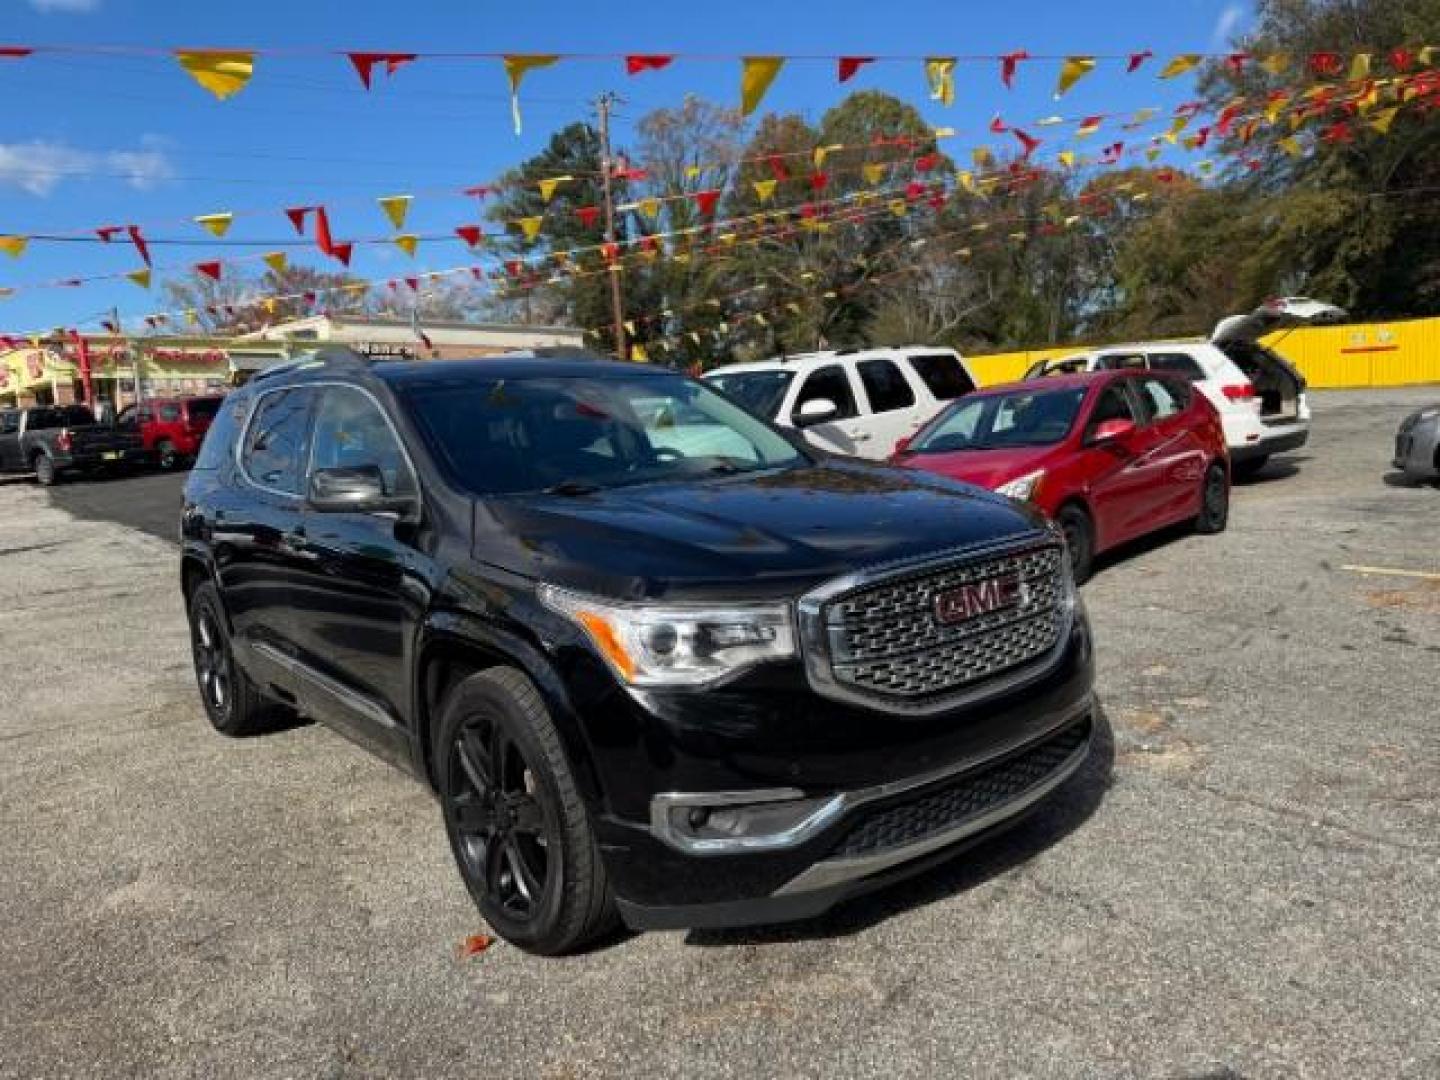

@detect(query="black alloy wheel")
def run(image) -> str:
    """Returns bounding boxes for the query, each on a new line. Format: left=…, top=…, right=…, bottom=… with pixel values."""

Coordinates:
left=447, top=714, right=552, bottom=923
left=437, top=668, right=616, bottom=954
left=33, top=453, right=56, bottom=486
left=192, top=604, right=232, bottom=724
left=1195, top=462, right=1230, bottom=534
left=1056, top=503, right=1094, bottom=585
left=186, top=581, right=287, bottom=737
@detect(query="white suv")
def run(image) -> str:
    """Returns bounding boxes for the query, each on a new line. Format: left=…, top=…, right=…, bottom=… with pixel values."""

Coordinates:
left=1026, top=300, right=1345, bottom=475
left=705, top=346, right=978, bottom=460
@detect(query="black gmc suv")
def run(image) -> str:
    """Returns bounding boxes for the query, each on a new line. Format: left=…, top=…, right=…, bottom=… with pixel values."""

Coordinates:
left=180, top=351, right=1095, bottom=954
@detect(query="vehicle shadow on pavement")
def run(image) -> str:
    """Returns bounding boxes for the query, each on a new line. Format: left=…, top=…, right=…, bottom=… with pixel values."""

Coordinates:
left=683, top=705, right=1116, bottom=949
left=1232, top=456, right=1305, bottom=485
left=1381, top=469, right=1439, bottom=489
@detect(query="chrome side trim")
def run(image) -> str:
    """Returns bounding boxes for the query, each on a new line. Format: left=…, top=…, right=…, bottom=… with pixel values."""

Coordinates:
left=648, top=698, right=1093, bottom=855
left=772, top=731, right=1092, bottom=896
left=797, top=530, right=1075, bottom=716
left=252, top=641, right=398, bottom=730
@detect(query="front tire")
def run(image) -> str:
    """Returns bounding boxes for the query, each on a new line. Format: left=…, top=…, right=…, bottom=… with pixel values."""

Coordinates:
left=32, top=453, right=57, bottom=486
left=187, top=581, right=288, bottom=736
left=436, top=667, right=616, bottom=955
left=1056, top=503, right=1094, bottom=585
left=1195, top=462, right=1230, bottom=534
left=157, top=439, right=180, bottom=471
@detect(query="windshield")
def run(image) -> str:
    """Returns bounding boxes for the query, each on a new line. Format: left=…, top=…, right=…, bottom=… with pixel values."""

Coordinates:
left=401, top=372, right=807, bottom=495
left=186, top=397, right=223, bottom=419
left=705, top=370, right=795, bottom=419
left=912, top=387, right=1088, bottom=452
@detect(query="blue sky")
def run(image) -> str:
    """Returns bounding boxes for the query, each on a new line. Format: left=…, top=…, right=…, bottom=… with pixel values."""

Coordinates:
left=1, top=0, right=1251, bottom=333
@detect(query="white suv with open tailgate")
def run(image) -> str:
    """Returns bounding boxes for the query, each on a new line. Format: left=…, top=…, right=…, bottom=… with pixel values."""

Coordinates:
left=704, top=346, right=978, bottom=460
left=1025, top=299, right=1344, bottom=476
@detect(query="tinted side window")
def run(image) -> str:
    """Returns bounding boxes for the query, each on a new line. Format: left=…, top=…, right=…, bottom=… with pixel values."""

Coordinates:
left=909, top=353, right=976, bottom=400
left=792, top=366, right=857, bottom=421
left=310, top=386, right=415, bottom=497
left=194, top=395, right=248, bottom=471
left=1137, top=377, right=1187, bottom=421
left=0, top=411, right=18, bottom=435
left=240, top=388, right=316, bottom=493
left=1097, top=353, right=1146, bottom=371
left=159, top=403, right=182, bottom=422
left=857, top=359, right=916, bottom=414
left=1088, top=385, right=1138, bottom=431
left=1148, top=352, right=1206, bottom=380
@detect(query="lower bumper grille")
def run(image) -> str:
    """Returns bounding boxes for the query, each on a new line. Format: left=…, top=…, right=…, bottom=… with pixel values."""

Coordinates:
left=833, top=717, right=1091, bottom=859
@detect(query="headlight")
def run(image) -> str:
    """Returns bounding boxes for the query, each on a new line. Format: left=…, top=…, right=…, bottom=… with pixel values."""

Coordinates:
left=539, top=585, right=797, bottom=687
left=995, top=469, right=1045, bottom=502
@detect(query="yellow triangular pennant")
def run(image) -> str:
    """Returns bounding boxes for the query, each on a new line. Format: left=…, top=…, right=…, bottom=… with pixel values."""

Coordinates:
left=1055, top=56, right=1095, bottom=98
left=684, top=165, right=702, bottom=180
left=126, top=268, right=151, bottom=289
left=176, top=50, right=255, bottom=100
left=263, top=251, right=287, bottom=274
left=1278, top=135, right=1303, bottom=157
left=1258, top=53, right=1290, bottom=76
left=862, top=163, right=887, bottom=186
left=394, top=234, right=419, bottom=256
left=753, top=179, right=777, bottom=203
left=1159, top=54, right=1201, bottom=79
left=925, top=57, right=957, bottom=107
left=0, top=235, right=27, bottom=258
left=194, top=212, right=233, bottom=237
left=1349, top=53, right=1371, bottom=81
left=1369, top=107, right=1400, bottom=135
left=503, top=55, right=560, bottom=134
left=517, top=216, right=544, bottom=242
left=378, top=195, right=412, bottom=230
left=639, top=197, right=661, bottom=220
left=889, top=200, right=907, bottom=218
left=972, top=146, right=994, bottom=169
left=1058, top=150, right=1076, bottom=168
left=538, top=176, right=570, bottom=203
left=740, top=56, right=784, bottom=116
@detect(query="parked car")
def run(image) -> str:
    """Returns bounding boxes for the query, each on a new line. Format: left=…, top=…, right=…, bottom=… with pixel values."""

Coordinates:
left=117, top=395, right=225, bottom=470
left=892, top=370, right=1229, bottom=582
left=1393, top=403, right=1440, bottom=481
left=181, top=351, right=1095, bottom=954
left=1024, top=299, right=1346, bottom=477
left=705, top=346, right=978, bottom=460
left=0, top=404, right=149, bottom=485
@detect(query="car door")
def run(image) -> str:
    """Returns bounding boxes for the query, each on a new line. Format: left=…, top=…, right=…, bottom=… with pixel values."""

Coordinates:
left=1078, top=380, right=1169, bottom=550
left=218, top=385, right=319, bottom=698
left=1132, top=375, right=1208, bottom=525
left=855, top=357, right=925, bottom=455
left=286, top=383, right=428, bottom=771
left=786, top=364, right=870, bottom=456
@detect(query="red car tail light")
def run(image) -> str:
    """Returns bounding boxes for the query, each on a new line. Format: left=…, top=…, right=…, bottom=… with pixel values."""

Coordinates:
left=56, top=430, right=72, bottom=452
left=1221, top=383, right=1256, bottom=401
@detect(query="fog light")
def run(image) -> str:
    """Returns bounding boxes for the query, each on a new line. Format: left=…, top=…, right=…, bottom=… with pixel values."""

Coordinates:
left=652, top=789, right=846, bottom=854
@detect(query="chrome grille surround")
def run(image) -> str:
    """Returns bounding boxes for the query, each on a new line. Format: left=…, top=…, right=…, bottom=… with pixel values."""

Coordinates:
left=797, top=531, right=1073, bottom=714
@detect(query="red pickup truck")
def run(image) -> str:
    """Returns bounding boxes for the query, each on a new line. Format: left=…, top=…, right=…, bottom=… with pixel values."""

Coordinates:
left=118, top=395, right=225, bottom=470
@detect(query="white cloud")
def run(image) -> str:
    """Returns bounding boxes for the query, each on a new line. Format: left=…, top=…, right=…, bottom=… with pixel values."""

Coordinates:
left=0, top=138, right=175, bottom=196
left=28, top=0, right=102, bottom=12
left=1212, top=3, right=1246, bottom=47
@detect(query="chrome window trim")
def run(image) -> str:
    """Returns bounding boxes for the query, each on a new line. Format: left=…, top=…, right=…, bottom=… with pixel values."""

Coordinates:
left=234, top=385, right=315, bottom=502
left=796, top=529, right=1074, bottom=716
left=303, top=381, right=423, bottom=503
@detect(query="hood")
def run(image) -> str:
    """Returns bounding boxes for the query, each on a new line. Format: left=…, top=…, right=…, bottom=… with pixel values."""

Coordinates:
left=897, top=444, right=1059, bottom=491
left=472, top=460, right=1047, bottom=602
left=1211, top=297, right=1347, bottom=344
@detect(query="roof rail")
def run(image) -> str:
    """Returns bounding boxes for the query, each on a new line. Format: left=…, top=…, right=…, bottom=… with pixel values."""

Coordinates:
left=249, top=345, right=368, bottom=383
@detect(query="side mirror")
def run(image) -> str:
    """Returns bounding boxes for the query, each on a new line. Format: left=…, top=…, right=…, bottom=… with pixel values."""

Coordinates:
left=1088, top=418, right=1135, bottom=445
left=308, top=465, right=415, bottom=515
left=794, top=398, right=839, bottom=428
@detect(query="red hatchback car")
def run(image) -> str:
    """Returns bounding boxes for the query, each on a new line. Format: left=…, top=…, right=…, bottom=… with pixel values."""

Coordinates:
left=117, top=395, right=225, bottom=470
left=892, top=370, right=1230, bottom=581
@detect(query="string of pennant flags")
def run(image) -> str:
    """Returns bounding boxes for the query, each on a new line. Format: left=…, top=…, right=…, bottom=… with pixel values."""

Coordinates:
left=0, top=43, right=1435, bottom=132
left=2, top=64, right=1431, bottom=305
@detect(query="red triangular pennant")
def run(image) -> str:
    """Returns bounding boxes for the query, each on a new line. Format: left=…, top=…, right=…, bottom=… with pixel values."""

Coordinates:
left=405, top=276, right=420, bottom=291
left=0, top=47, right=34, bottom=59
left=328, top=242, right=353, bottom=266
left=1127, top=51, right=1154, bottom=73
left=575, top=205, right=601, bottom=229
left=1000, top=50, right=1029, bottom=89
left=1309, top=51, right=1343, bottom=77
left=1013, top=129, right=1041, bottom=158
left=127, top=225, right=151, bottom=267
left=837, top=56, right=874, bottom=83
left=915, top=152, right=940, bottom=172
left=455, top=225, right=484, bottom=247
left=989, top=114, right=1009, bottom=133
left=625, top=54, right=674, bottom=75
left=347, top=52, right=417, bottom=89
left=809, top=171, right=829, bottom=192
left=285, top=206, right=312, bottom=234
left=314, top=206, right=335, bottom=255
left=693, top=190, right=721, bottom=216
left=766, top=154, right=789, bottom=181
left=97, top=225, right=123, bottom=243
left=195, top=261, right=222, bottom=281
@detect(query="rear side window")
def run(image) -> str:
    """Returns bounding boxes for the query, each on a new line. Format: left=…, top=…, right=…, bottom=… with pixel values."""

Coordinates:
left=1137, top=377, right=1189, bottom=421
left=792, top=366, right=858, bottom=422
left=909, top=353, right=976, bottom=399
left=1147, top=352, right=1206, bottom=380
left=194, top=395, right=248, bottom=471
left=0, top=411, right=17, bottom=435
left=1096, top=353, right=1146, bottom=371
left=857, top=359, right=916, bottom=414
left=239, top=387, right=316, bottom=494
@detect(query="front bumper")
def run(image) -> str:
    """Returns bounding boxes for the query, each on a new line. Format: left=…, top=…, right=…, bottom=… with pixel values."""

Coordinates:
left=572, top=612, right=1096, bottom=931
left=1232, top=426, right=1308, bottom=462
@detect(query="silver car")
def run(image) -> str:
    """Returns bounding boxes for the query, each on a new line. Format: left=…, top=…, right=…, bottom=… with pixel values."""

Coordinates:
left=1393, top=404, right=1440, bottom=480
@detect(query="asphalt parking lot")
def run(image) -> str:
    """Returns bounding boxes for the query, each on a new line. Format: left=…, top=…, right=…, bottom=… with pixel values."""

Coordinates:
left=3, top=387, right=1437, bottom=1079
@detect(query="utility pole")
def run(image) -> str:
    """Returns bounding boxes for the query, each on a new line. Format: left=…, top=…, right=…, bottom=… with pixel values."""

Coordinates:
left=595, top=91, right=628, bottom=360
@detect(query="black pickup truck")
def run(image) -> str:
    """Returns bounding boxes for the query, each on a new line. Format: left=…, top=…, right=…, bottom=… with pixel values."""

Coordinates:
left=0, top=404, right=150, bottom=485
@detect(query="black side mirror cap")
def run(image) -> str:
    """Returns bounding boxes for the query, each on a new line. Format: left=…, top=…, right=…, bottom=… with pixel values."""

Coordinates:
left=308, top=464, right=416, bottom=516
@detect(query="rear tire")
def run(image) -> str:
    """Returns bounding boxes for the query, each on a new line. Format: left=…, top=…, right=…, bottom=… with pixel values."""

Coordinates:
left=157, top=439, right=179, bottom=471
left=32, top=453, right=57, bottom=486
left=1056, top=503, right=1094, bottom=585
left=1194, top=461, right=1230, bottom=535
left=187, top=581, right=289, bottom=737
left=436, top=667, right=617, bottom=955
left=1232, top=455, right=1269, bottom=480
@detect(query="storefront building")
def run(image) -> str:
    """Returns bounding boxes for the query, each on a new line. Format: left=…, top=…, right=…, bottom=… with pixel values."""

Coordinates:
left=236, top=314, right=587, bottom=361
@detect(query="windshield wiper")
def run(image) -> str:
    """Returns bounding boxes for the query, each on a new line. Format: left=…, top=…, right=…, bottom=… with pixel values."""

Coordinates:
left=541, top=479, right=602, bottom=496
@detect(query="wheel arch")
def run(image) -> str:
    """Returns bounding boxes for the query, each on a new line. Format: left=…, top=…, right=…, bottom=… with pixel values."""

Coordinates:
left=1054, top=493, right=1098, bottom=549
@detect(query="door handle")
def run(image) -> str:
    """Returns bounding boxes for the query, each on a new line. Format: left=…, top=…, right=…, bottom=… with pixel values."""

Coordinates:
left=854, top=433, right=872, bottom=443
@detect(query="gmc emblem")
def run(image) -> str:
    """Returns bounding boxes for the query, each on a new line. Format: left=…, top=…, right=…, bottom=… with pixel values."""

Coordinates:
left=934, top=575, right=1024, bottom=625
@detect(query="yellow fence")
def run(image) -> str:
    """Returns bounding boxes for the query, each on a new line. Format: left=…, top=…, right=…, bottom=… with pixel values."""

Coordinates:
left=966, top=315, right=1440, bottom=390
